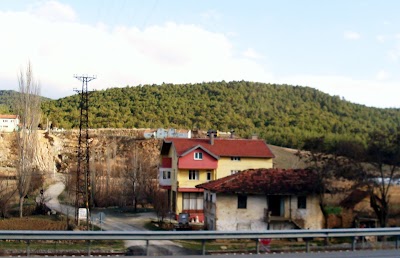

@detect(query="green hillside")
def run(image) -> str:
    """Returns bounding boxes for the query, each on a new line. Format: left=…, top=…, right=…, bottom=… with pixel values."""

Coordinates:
left=0, top=90, right=51, bottom=114
left=39, top=81, right=400, bottom=148
left=0, top=90, right=19, bottom=114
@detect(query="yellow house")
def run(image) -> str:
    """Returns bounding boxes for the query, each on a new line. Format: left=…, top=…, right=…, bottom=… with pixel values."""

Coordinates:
left=159, top=134, right=274, bottom=222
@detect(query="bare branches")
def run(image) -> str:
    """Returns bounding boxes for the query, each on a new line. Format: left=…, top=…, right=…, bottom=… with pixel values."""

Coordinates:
left=15, top=61, right=42, bottom=217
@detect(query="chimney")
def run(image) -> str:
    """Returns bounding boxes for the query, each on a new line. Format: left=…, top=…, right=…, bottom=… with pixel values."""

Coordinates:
left=207, top=129, right=216, bottom=145
left=251, top=134, right=258, bottom=140
left=230, top=129, right=235, bottom=139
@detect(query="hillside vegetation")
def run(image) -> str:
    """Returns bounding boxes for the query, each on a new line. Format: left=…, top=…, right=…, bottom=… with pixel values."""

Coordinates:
left=2, top=81, right=400, bottom=148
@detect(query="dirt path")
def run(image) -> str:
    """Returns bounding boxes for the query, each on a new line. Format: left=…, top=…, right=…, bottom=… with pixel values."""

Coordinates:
left=44, top=173, right=195, bottom=256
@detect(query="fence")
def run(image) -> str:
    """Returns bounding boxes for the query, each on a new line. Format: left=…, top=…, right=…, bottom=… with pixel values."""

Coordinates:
left=1, top=227, right=400, bottom=256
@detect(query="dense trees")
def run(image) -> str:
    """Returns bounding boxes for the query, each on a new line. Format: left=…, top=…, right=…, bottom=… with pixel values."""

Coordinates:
left=3, top=81, right=400, bottom=148
left=40, top=82, right=400, bottom=148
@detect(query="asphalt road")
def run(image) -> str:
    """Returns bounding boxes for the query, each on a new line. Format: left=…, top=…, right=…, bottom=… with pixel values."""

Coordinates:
left=44, top=173, right=196, bottom=256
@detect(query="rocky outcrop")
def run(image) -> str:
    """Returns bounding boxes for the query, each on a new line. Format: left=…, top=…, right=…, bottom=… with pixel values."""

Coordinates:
left=0, top=129, right=161, bottom=178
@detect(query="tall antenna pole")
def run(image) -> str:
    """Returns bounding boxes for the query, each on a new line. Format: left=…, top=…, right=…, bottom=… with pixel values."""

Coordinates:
left=73, top=74, right=96, bottom=229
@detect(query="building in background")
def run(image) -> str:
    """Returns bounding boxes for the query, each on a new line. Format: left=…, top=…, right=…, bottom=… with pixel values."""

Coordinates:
left=197, top=168, right=324, bottom=231
left=159, top=132, right=274, bottom=222
left=0, top=115, right=19, bottom=132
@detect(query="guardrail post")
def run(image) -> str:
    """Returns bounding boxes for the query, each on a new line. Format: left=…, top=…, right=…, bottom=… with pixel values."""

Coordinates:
left=146, top=240, right=150, bottom=256
left=255, top=239, right=260, bottom=254
left=396, top=236, right=399, bottom=249
left=26, top=240, right=30, bottom=256
left=305, top=239, right=310, bottom=253
left=352, top=236, right=356, bottom=251
left=86, top=240, right=91, bottom=256
left=202, top=239, right=206, bottom=255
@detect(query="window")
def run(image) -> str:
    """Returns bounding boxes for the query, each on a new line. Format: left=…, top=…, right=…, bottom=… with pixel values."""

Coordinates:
left=237, top=194, right=247, bottom=209
left=194, top=152, right=203, bottom=160
left=231, top=157, right=241, bottom=161
left=231, top=170, right=240, bottom=175
left=162, top=171, right=171, bottom=179
left=298, top=196, right=307, bottom=209
left=189, top=170, right=199, bottom=180
left=182, top=192, right=203, bottom=210
left=206, top=170, right=212, bottom=181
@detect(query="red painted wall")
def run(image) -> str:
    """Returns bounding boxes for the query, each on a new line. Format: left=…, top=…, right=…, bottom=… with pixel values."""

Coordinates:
left=162, top=157, right=172, bottom=168
left=178, top=149, right=217, bottom=169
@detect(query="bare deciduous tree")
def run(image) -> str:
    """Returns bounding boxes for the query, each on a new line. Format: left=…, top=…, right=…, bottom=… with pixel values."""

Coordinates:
left=123, top=142, right=158, bottom=211
left=152, top=189, right=169, bottom=224
left=15, top=61, right=42, bottom=217
left=0, top=173, right=17, bottom=218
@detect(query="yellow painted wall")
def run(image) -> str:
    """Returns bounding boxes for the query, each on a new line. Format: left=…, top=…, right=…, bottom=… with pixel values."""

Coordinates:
left=216, top=157, right=273, bottom=178
left=177, top=169, right=214, bottom=188
left=167, top=144, right=273, bottom=216
left=176, top=191, right=182, bottom=214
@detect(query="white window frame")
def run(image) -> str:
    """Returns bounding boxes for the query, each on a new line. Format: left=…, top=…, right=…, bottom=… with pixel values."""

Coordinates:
left=231, top=170, right=240, bottom=175
left=182, top=192, right=203, bottom=210
left=194, top=152, right=203, bottom=160
left=189, top=170, right=199, bottom=180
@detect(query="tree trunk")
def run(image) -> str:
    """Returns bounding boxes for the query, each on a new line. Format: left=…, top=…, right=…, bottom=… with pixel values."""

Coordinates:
left=19, top=196, right=24, bottom=218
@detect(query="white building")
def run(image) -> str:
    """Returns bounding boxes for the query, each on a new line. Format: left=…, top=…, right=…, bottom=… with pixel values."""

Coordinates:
left=197, top=168, right=324, bottom=231
left=0, top=115, right=19, bottom=132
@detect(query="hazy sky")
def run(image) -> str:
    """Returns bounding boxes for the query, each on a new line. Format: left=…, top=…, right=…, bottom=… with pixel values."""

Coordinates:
left=1, top=0, right=400, bottom=108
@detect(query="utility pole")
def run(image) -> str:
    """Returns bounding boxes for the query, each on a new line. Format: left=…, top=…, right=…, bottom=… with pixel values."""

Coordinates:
left=73, top=74, right=96, bottom=229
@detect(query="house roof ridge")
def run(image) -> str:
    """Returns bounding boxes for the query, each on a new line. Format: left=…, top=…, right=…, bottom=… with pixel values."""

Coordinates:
left=197, top=168, right=320, bottom=195
left=163, top=137, right=275, bottom=158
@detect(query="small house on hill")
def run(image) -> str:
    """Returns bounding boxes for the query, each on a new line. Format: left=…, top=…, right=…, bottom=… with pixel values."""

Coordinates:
left=196, top=168, right=324, bottom=231
left=0, top=114, right=19, bottom=132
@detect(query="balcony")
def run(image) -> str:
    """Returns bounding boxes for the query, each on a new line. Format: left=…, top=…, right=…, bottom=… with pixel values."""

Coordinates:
left=159, top=168, right=172, bottom=188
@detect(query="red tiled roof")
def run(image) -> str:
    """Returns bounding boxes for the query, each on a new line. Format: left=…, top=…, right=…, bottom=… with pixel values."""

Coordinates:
left=164, top=138, right=274, bottom=158
left=0, top=114, right=18, bottom=119
left=196, top=168, right=321, bottom=195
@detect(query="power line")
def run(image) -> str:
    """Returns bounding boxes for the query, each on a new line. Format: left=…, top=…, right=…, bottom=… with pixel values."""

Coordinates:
left=73, top=74, right=96, bottom=229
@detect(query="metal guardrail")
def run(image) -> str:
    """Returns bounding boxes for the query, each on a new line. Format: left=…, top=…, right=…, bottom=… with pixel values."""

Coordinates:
left=1, top=228, right=400, bottom=256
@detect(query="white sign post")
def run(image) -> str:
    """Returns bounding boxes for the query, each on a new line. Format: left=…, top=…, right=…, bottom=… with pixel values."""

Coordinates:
left=78, top=208, right=88, bottom=220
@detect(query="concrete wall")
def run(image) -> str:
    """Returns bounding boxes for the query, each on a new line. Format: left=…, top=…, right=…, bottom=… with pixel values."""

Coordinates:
left=205, top=193, right=324, bottom=231
left=290, top=195, right=324, bottom=229
left=214, top=194, right=268, bottom=231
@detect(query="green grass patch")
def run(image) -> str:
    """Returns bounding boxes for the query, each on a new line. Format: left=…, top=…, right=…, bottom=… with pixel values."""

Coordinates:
left=0, top=239, right=125, bottom=254
left=324, top=206, right=342, bottom=215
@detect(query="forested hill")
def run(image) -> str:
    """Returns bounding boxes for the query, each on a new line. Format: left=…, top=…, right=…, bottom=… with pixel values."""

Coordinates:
left=0, top=90, right=19, bottom=114
left=38, top=81, right=400, bottom=148
left=0, top=90, right=50, bottom=114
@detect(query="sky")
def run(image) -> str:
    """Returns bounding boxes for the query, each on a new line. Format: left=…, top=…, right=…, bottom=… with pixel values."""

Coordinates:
left=1, top=0, right=400, bottom=108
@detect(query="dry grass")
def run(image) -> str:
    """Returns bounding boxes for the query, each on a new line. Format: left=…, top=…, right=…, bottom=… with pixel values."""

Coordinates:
left=268, top=144, right=307, bottom=169
left=0, top=217, right=67, bottom=230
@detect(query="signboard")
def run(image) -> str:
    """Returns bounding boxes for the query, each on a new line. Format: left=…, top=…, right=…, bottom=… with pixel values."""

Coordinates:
left=78, top=208, right=88, bottom=220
